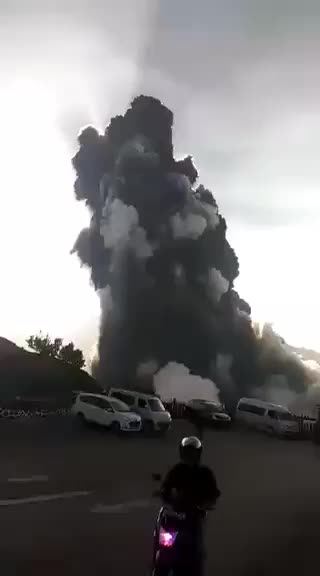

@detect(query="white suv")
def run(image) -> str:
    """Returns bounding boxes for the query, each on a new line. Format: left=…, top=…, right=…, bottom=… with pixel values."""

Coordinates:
left=72, top=393, right=142, bottom=433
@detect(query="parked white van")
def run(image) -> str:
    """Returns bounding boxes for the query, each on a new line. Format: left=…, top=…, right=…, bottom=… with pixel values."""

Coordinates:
left=236, top=397, right=299, bottom=437
left=108, top=388, right=172, bottom=433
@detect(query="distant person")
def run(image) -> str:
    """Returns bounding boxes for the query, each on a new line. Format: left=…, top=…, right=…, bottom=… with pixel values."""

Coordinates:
left=185, top=402, right=204, bottom=440
left=312, top=417, right=320, bottom=444
left=172, top=397, right=177, bottom=415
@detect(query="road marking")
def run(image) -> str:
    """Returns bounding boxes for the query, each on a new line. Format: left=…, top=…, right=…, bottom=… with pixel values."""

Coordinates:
left=8, top=475, right=49, bottom=483
left=0, top=491, right=91, bottom=507
left=91, top=498, right=151, bottom=514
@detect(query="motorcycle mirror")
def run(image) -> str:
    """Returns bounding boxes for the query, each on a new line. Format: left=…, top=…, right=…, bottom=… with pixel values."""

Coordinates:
left=152, top=473, right=162, bottom=482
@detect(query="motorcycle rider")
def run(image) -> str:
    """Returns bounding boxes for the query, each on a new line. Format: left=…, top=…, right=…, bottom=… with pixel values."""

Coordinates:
left=161, top=436, right=220, bottom=508
left=160, top=436, right=220, bottom=574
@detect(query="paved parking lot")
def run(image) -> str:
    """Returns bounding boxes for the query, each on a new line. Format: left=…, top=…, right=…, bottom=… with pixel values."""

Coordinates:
left=0, top=417, right=320, bottom=575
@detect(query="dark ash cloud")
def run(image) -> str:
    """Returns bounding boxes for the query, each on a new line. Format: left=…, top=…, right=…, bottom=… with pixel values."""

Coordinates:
left=71, top=96, right=315, bottom=408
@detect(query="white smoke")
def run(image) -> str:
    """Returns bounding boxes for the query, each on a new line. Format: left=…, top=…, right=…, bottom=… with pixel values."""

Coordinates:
left=254, top=376, right=320, bottom=418
left=116, top=135, right=160, bottom=173
left=168, top=175, right=219, bottom=240
left=174, top=263, right=186, bottom=285
left=118, top=134, right=148, bottom=157
left=215, top=353, right=235, bottom=400
left=252, top=324, right=320, bottom=416
left=253, top=375, right=298, bottom=408
left=100, top=198, right=152, bottom=259
left=131, top=226, right=153, bottom=259
left=171, top=212, right=207, bottom=240
left=303, top=359, right=320, bottom=376
left=88, top=340, right=99, bottom=377
left=191, top=193, right=219, bottom=230
left=100, top=198, right=137, bottom=246
left=208, top=268, right=229, bottom=302
left=198, top=202, right=220, bottom=229
left=99, top=172, right=113, bottom=205
left=237, top=308, right=251, bottom=321
left=87, top=285, right=114, bottom=378
left=136, top=359, right=159, bottom=378
left=296, top=384, right=320, bottom=417
left=216, top=353, right=233, bottom=381
left=153, top=361, right=220, bottom=404
left=167, top=173, right=192, bottom=197
left=292, top=360, right=320, bottom=416
left=258, top=324, right=320, bottom=381
left=98, top=284, right=113, bottom=323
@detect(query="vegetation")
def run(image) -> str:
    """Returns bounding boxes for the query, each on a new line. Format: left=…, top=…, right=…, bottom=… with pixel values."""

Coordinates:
left=27, top=332, right=85, bottom=369
left=0, top=337, right=101, bottom=408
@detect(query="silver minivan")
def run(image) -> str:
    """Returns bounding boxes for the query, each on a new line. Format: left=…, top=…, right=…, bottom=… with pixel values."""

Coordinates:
left=108, top=388, right=172, bottom=433
left=236, top=397, right=299, bottom=437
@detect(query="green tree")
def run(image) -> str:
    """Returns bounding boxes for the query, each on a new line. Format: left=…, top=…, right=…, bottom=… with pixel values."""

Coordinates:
left=27, top=332, right=85, bottom=369
left=58, top=342, right=86, bottom=369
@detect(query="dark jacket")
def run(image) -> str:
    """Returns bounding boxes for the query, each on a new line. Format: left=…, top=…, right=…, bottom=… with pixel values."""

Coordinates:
left=161, top=462, right=221, bottom=510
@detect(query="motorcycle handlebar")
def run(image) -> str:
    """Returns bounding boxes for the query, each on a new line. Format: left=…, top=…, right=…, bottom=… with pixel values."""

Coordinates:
left=152, top=492, right=215, bottom=512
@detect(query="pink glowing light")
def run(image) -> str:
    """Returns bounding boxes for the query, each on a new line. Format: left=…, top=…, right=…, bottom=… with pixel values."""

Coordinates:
left=159, top=528, right=177, bottom=547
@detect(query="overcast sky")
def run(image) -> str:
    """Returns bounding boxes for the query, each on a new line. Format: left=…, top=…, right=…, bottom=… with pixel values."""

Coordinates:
left=1, top=0, right=319, bottom=357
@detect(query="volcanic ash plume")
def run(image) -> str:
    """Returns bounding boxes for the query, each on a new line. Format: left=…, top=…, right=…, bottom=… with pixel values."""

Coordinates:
left=71, top=96, right=266, bottom=405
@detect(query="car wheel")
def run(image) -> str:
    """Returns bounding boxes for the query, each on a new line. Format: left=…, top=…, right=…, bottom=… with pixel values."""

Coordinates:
left=111, top=421, right=121, bottom=434
left=77, top=413, right=86, bottom=425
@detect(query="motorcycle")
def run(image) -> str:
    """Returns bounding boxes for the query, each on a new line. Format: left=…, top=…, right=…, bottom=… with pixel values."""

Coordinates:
left=151, top=473, right=212, bottom=576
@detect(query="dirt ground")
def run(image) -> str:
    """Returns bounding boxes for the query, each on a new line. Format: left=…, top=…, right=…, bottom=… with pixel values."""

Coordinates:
left=0, top=417, right=319, bottom=575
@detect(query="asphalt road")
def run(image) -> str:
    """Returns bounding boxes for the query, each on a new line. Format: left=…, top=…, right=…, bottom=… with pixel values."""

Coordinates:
left=0, top=417, right=320, bottom=575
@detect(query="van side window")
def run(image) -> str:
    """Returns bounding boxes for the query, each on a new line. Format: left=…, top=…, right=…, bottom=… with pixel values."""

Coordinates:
left=112, top=392, right=135, bottom=406
left=122, top=394, right=135, bottom=406
left=111, top=392, right=124, bottom=402
left=82, top=396, right=95, bottom=405
left=237, top=403, right=248, bottom=411
left=90, top=397, right=103, bottom=408
left=251, top=405, right=266, bottom=415
left=268, top=410, right=277, bottom=419
left=100, top=399, right=113, bottom=412
left=238, top=403, right=265, bottom=415
left=138, top=398, right=147, bottom=408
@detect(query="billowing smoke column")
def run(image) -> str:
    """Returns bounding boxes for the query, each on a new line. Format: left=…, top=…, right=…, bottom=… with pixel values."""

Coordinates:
left=71, top=95, right=314, bottom=410
left=252, top=324, right=320, bottom=415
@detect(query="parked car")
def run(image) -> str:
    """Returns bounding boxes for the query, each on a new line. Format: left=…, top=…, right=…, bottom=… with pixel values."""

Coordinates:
left=108, top=388, right=171, bottom=433
left=72, top=393, right=142, bottom=433
left=186, top=399, right=232, bottom=427
left=235, top=397, right=299, bottom=437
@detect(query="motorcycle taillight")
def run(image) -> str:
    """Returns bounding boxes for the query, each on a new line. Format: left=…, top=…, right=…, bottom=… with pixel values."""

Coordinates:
left=159, top=527, right=178, bottom=548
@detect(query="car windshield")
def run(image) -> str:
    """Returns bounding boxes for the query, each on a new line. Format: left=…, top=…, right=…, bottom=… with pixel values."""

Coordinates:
left=148, top=398, right=165, bottom=412
left=277, top=411, right=294, bottom=421
left=109, top=399, right=130, bottom=413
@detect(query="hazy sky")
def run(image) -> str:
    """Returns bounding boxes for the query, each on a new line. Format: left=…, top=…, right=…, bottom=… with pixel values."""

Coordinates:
left=1, top=0, right=320, bottom=358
